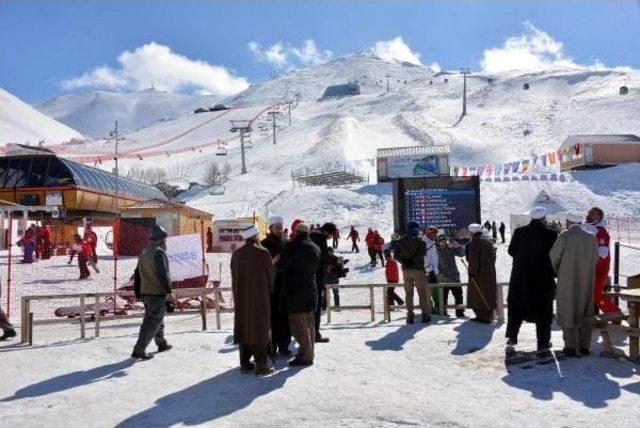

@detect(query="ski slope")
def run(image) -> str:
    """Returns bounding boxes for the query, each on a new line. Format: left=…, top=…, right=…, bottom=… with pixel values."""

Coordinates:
left=0, top=87, right=82, bottom=145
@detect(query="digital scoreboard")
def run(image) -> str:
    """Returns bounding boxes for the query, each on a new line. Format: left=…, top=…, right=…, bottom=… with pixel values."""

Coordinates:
left=393, top=176, right=480, bottom=233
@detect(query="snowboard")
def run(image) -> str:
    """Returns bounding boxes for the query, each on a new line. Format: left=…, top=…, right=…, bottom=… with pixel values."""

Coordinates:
left=54, top=302, right=120, bottom=318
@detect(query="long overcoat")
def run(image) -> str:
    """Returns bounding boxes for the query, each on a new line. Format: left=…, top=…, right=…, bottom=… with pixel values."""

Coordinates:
left=549, top=225, right=598, bottom=328
left=467, top=233, right=498, bottom=310
left=231, top=240, right=275, bottom=345
left=507, top=220, right=558, bottom=322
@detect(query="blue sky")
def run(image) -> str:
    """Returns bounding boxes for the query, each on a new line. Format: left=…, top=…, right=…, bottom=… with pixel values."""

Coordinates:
left=1, top=0, right=638, bottom=103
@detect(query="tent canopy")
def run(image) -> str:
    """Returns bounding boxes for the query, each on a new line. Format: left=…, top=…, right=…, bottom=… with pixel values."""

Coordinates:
left=509, top=190, right=568, bottom=231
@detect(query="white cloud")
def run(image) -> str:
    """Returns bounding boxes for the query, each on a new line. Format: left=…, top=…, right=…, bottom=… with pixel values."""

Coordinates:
left=62, top=42, right=249, bottom=96
left=370, top=37, right=423, bottom=66
left=248, top=39, right=333, bottom=69
left=480, top=21, right=593, bottom=73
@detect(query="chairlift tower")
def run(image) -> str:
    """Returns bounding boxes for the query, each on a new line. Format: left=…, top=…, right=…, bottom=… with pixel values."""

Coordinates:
left=285, top=99, right=294, bottom=126
left=385, top=74, right=391, bottom=93
left=461, top=68, right=470, bottom=118
left=267, top=111, right=284, bottom=145
left=107, top=121, right=126, bottom=214
left=229, top=120, right=252, bottom=174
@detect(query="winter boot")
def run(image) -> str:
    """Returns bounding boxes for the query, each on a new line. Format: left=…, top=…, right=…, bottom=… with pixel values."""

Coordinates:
left=455, top=309, right=465, bottom=318
left=255, top=363, right=275, bottom=376
left=562, top=348, right=579, bottom=358
left=157, top=343, right=173, bottom=353
left=0, top=329, right=17, bottom=341
left=288, top=358, right=313, bottom=367
left=315, top=333, right=330, bottom=343
left=131, top=351, right=154, bottom=361
left=422, top=315, right=432, bottom=324
left=240, top=362, right=256, bottom=374
left=406, top=314, right=415, bottom=324
left=579, top=348, right=591, bottom=356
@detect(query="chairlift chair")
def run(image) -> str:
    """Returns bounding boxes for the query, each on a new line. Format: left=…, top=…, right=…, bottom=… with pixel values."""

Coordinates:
left=216, top=144, right=227, bottom=156
left=619, top=86, right=629, bottom=95
left=523, top=82, right=530, bottom=90
left=444, top=78, right=448, bottom=83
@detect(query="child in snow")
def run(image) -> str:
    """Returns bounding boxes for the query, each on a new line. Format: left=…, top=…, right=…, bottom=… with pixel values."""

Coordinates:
left=384, top=250, right=404, bottom=307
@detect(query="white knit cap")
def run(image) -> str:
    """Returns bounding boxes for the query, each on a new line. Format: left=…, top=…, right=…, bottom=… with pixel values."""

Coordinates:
left=468, top=223, right=483, bottom=233
left=530, top=206, right=546, bottom=220
left=566, top=212, right=583, bottom=223
left=239, top=225, right=259, bottom=239
left=268, top=216, right=283, bottom=226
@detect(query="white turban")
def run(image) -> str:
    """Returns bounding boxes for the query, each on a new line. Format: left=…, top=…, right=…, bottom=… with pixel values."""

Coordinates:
left=239, top=225, right=259, bottom=239
left=468, top=223, right=483, bottom=234
left=566, top=212, right=583, bottom=224
left=268, top=216, right=283, bottom=226
left=530, top=206, right=546, bottom=220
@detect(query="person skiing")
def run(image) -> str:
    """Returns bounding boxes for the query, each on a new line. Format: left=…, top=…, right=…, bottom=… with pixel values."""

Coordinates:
left=206, top=226, right=213, bottom=253
left=436, top=234, right=465, bottom=318
left=505, top=206, right=558, bottom=353
left=550, top=212, right=599, bottom=357
left=384, top=249, right=404, bottom=307
left=466, top=223, right=497, bottom=323
left=0, top=281, right=17, bottom=341
left=423, top=226, right=440, bottom=312
left=260, top=216, right=292, bottom=358
left=346, top=226, right=360, bottom=253
left=365, top=228, right=376, bottom=266
left=232, top=224, right=276, bottom=375
left=491, top=221, right=498, bottom=242
left=131, top=225, right=173, bottom=360
left=584, top=207, right=622, bottom=315
left=372, top=230, right=385, bottom=267
left=498, top=222, right=506, bottom=244
left=310, top=222, right=337, bottom=343
left=395, top=221, right=430, bottom=324
left=279, top=222, right=320, bottom=366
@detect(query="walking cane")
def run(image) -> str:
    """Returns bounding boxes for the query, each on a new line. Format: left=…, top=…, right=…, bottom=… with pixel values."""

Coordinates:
left=460, top=259, right=493, bottom=311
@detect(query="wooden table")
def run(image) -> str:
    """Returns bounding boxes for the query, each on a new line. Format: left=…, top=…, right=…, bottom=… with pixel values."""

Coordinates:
left=618, top=288, right=640, bottom=362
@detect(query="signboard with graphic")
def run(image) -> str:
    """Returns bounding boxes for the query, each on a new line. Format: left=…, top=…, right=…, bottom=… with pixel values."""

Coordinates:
left=377, top=146, right=450, bottom=182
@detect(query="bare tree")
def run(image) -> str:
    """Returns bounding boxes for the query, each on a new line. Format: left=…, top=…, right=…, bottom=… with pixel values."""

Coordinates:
left=167, top=162, right=192, bottom=181
left=126, top=166, right=168, bottom=184
left=223, top=161, right=232, bottom=182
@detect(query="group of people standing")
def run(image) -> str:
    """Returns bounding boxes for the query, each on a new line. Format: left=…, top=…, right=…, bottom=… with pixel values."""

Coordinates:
left=231, top=217, right=340, bottom=375
left=483, top=220, right=507, bottom=244
left=506, top=206, right=621, bottom=356
left=17, top=223, right=52, bottom=263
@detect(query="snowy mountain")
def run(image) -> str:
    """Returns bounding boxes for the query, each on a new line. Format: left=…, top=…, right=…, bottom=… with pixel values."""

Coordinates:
left=38, top=88, right=223, bottom=138
left=54, top=55, right=640, bottom=257
left=0, top=87, right=82, bottom=145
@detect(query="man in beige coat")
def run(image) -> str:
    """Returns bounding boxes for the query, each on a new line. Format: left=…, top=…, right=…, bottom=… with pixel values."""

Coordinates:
left=231, top=225, right=276, bottom=375
left=549, top=212, right=598, bottom=357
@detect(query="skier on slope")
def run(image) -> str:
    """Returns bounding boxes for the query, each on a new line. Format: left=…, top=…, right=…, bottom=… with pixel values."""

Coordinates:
left=346, top=226, right=360, bottom=253
left=365, top=228, right=376, bottom=266
left=372, top=230, right=385, bottom=267
left=584, top=207, right=622, bottom=317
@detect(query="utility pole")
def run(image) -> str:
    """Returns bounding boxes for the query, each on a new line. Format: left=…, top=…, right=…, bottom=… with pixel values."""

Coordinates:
left=108, top=121, right=125, bottom=213
left=230, top=120, right=252, bottom=174
left=461, top=68, right=470, bottom=117
left=286, top=100, right=293, bottom=126
left=385, top=74, right=391, bottom=93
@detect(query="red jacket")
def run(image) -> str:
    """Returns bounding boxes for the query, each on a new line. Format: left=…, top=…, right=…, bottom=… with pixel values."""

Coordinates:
left=385, top=258, right=399, bottom=283
left=365, top=231, right=375, bottom=248
left=373, top=235, right=384, bottom=251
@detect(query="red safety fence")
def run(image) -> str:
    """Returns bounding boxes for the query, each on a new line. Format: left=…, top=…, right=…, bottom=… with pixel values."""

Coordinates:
left=1, top=214, right=234, bottom=324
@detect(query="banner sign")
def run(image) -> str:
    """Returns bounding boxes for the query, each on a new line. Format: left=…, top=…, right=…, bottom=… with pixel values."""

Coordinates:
left=166, top=233, right=203, bottom=281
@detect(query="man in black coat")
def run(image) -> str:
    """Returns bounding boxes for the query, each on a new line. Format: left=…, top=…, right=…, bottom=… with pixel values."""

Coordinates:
left=499, top=222, right=506, bottom=244
left=261, top=216, right=292, bottom=357
left=279, top=222, right=321, bottom=366
left=309, top=222, right=338, bottom=343
left=506, top=206, right=559, bottom=352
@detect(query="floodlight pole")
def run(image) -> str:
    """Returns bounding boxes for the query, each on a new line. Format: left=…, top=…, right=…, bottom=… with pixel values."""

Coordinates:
left=385, top=74, right=390, bottom=93
left=461, top=68, right=470, bottom=117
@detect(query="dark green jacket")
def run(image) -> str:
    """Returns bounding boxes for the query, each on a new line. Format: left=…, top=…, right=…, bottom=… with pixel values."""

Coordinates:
left=134, top=241, right=172, bottom=296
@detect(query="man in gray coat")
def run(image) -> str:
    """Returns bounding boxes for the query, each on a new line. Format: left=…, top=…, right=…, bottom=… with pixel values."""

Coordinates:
left=131, top=225, right=173, bottom=360
left=549, top=212, right=598, bottom=357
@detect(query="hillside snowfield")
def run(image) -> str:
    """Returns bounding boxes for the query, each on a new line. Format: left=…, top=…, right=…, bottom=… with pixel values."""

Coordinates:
left=38, top=88, right=223, bottom=138
left=50, top=55, right=638, bottom=241
left=0, top=87, right=82, bottom=145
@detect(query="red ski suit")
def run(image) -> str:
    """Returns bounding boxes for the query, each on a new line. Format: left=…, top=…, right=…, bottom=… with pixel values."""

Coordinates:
left=593, top=225, right=620, bottom=314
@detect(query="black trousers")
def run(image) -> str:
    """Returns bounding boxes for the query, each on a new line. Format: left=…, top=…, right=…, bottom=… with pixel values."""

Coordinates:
left=387, top=287, right=404, bottom=305
left=368, top=248, right=376, bottom=265
left=351, top=241, right=359, bottom=253
left=375, top=250, right=385, bottom=266
left=133, top=295, right=168, bottom=354
left=506, top=310, right=552, bottom=349
left=332, top=237, right=339, bottom=249
left=444, top=286, right=464, bottom=310
left=271, top=294, right=291, bottom=353
left=315, top=285, right=323, bottom=335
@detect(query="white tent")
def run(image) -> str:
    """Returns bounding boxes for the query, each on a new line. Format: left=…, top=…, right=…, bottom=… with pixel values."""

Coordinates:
left=509, top=190, right=569, bottom=231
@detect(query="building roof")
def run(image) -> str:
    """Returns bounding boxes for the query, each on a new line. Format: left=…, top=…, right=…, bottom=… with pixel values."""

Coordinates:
left=0, top=154, right=166, bottom=200
left=121, top=198, right=212, bottom=218
left=563, top=134, right=640, bottom=145
left=377, top=145, right=450, bottom=157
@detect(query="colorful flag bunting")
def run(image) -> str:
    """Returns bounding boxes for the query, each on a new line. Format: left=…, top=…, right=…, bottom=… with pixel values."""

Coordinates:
left=477, top=166, right=484, bottom=176
left=574, top=143, right=581, bottom=155
left=503, top=163, right=511, bottom=175
left=521, top=160, right=530, bottom=173
left=511, top=162, right=520, bottom=173
left=462, top=166, right=468, bottom=177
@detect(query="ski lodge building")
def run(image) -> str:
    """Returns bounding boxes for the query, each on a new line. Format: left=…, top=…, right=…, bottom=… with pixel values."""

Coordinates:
left=559, top=134, right=640, bottom=171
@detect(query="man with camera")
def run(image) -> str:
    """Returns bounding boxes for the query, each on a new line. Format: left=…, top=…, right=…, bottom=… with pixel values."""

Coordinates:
left=436, top=234, right=466, bottom=318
